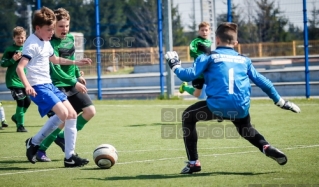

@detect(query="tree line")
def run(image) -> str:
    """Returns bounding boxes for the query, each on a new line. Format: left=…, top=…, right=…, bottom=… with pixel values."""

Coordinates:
left=0, top=0, right=318, bottom=52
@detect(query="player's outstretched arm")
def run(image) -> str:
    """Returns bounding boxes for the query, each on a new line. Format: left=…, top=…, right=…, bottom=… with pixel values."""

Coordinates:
left=50, top=55, right=92, bottom=66
left=165, top=51, right=181, bottom=72
left=275, top=98, right=301, bottom=113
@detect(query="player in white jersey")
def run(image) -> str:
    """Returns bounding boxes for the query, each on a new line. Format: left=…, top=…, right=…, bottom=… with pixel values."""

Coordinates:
left=16, top=6, right=91, bottom=167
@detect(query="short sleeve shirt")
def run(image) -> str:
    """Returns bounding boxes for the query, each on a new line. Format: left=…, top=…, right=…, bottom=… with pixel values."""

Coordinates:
left=22, top=34, right=54, bottom=86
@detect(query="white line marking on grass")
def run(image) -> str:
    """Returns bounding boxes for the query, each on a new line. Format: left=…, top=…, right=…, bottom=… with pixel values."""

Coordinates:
left=0, top=144, right=318, bottom=176
left=0, top=146, right=256, bottom=159
left=284, top=144, right=319, bottom=149
left=1, top=144, right=318, bottom=159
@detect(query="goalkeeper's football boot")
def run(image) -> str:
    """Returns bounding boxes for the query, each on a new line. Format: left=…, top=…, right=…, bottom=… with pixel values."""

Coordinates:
left=64, top=154, right=89, bottom=167
left=36, top=150, right=51, bottom=162
left=180, top=160, right=201, bottom=174
left=263, top=145, right=287, bottom=165
left=25, top=138, right=39, bottom=164
left=179, top=82, right=188, bottom=94
left=54, top=136, right=65, bottom=152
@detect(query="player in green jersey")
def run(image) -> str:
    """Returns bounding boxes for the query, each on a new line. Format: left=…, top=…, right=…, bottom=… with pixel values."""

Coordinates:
left=179, top=22, right=211, bottom=98
left=36, top=8, right=96, bottom=162
left=0, top=26, right=30, bottom=132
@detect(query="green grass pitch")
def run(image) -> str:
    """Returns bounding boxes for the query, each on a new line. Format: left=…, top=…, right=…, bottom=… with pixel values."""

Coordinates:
left=0, top=99, right=318, bottom=187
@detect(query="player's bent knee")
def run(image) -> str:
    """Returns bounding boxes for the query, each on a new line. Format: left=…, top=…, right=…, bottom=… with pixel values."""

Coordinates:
left=67, top=110, right=77, bottom=119
left=52, top=104, right=69, bottom=121
left=83, top=105, right=96, bottom=118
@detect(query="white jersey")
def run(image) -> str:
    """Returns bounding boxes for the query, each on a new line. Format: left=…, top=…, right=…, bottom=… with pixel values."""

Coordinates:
left=22, top=34, right=54, bottom=86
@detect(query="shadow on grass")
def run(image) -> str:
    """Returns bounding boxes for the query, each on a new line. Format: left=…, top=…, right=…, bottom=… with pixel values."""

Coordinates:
left=0, top=159, right=61, bottom=165
left=127, top=124, right=148, bottom=127
left=82, top=171, right=276, bottom=181
left=0, top=131, right=19, bottom=134
left=127, top=123, right=180, bottom=127
left=151, top=123, right=180, bottom=126
left=0, top=160, right=31, bottom=164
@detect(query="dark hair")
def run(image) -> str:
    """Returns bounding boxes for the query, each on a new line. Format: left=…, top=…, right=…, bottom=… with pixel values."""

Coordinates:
left=32, top=6, right=56, bottom=31
left=215, top=22, right=238, bottom=44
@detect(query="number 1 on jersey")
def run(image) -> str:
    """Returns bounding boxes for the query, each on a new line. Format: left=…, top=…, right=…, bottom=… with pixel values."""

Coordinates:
left=229, top=68, right=234, bottom=94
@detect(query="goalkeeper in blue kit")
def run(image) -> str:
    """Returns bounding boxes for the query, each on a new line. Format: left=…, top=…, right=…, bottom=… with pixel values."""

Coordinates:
left=165, top=22, right=301, bottom=174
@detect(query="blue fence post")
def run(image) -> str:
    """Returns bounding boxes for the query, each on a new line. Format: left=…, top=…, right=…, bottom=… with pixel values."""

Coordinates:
left=95, top=0, right=102, bottom=100
left=303, top=0, right=310, bottom=98
left=37, top=0, right=41, bottom=9
left=227, top=0, right=232, bottom=22
left=157, top=0, right=164, bottom=97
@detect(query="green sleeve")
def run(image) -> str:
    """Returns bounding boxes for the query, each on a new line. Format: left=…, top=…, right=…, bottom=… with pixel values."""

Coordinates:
left=189, top=38, right=200, bottom=59
left=50, top=62, right=77, bottom=86
left=189, top=38, right=212, bottom=60
left=0, top=50, right=16, bottom=67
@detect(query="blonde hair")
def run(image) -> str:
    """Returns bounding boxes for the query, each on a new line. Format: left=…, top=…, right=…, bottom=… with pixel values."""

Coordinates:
left=54, top=8, right=70, bottom=21
left=32, top=6, right=56, bottom=30
left=13, top=26, right=26, bottom=37
left=215, top=22, right=238, bottom=44
left=198, top=22, right=210, bottom=30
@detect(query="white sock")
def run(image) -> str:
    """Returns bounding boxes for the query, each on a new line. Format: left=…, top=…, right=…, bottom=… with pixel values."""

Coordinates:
left=32, top=115, right=63, bottom=145
left=0, top=106, right=5, bottom=121
left=189, top=161, right=196, bottom=164
left=64, top=119, right=77, bottom=159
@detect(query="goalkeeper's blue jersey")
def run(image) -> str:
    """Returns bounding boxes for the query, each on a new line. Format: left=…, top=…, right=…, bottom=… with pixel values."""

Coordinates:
left=174, top=46, right=281, bottom=119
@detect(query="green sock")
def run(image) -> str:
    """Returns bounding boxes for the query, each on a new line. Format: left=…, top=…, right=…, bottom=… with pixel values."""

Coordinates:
left=57, top=114, right=89, bottom=138
left=76, top=114, right=88, bottom=131
left=39, top=128, right=62, bottom=151
left=184, top=85, right=195, bottom=95
left=15, top=106, right=25, bottom=127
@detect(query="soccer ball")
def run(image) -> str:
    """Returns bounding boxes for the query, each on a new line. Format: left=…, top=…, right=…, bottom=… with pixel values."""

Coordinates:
left=93, top=144, right=118, bottom=169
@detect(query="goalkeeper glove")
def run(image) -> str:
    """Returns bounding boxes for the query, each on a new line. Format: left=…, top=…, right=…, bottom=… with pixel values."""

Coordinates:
left=197, top=42, right=211, bottom=55
left=275, top=98, right=301, bottom=113
left=165, top=51, right=181, bottom=72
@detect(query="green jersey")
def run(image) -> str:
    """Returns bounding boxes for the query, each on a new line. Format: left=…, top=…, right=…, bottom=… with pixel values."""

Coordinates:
left=189, top=36, right=212, bottom=60
left=0, top=44, right=25, bottom=88
left=49, top=33, right=81, bottom=87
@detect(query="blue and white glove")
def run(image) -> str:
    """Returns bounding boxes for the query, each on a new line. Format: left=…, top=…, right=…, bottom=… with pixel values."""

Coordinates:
left=275, top=98, right=301, bottom=113
left=165, top=51, right=181, bottom=72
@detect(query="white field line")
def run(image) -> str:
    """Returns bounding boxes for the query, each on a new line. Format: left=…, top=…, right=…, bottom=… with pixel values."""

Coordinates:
left=1, top=144, right=318, bottom=159
left=0, top=146, right=255, bottom=159
left=0, top=144, right=318, bottom=176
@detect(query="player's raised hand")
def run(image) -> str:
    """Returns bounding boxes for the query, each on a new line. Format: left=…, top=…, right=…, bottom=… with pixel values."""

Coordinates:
left=75, top=58, right=92, bottom=66
left=12, top=52, right=22, bottom=61
left=275, top=98, right=301, bottom=113
left=165, top=51, right=181, bottom=72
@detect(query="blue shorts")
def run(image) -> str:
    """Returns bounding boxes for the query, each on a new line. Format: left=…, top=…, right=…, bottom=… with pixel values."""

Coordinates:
left=30, top=83, right=67, bottom=117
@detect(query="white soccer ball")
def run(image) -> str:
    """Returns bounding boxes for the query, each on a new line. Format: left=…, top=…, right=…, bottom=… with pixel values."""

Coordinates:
left=93, top=144, right=118, bottom=169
